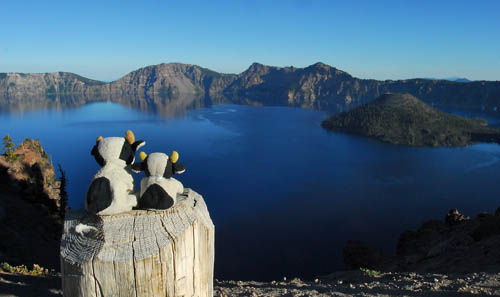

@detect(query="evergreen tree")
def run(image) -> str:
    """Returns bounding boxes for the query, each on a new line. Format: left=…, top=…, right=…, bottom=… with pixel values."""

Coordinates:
left=58, top=164, right=69, bottom=219
left=2, top=134, right=18, bottom=163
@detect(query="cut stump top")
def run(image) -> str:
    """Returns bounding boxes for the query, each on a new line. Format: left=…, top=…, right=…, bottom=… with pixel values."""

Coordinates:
left=60, top=188, right=213, bottom=264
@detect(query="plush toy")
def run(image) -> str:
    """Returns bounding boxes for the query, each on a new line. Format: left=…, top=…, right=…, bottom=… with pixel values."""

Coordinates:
left=132, top=151, right=186, bottom=210
left=85, top=130, right=145, bottom=215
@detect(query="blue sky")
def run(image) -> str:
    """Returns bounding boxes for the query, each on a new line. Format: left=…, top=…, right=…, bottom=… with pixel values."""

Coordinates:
left=1, top=0, right=499, bottom=81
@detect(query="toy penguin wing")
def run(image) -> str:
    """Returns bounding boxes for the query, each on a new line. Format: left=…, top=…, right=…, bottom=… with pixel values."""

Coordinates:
left=139, top=184, right=175, bottom=210
left=86, top=177, right=112, bottom=214
left=173, top=163, right=185, bottom=174
left=131, top=151, right=148, bottom=173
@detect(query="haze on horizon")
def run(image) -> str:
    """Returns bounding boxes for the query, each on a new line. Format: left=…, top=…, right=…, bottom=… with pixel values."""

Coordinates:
left=1, top=0, right=499, bottom=82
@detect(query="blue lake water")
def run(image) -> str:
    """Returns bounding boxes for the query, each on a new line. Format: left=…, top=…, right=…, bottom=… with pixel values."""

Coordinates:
left=1, top=102, right=500, bottom=280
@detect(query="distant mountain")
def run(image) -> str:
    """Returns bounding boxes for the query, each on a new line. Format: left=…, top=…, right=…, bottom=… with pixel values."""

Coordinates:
left=224, top=63, right=499, bottom=112
left=321, top=93, right=500, bottom=146
left=446, top=77, right=471, bottom=83
left=0, top=63, right=499, bottom=114
left=0, top=64, right=237, bottom=113
left=423, top=77, right=472, bottom=83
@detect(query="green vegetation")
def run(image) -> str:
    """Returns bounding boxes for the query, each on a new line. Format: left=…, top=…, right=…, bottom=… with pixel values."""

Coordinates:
left=200, top=67, right=224, bottom=78
left=79, top=76, right=105, bottom=85
left=0, top=262, right=50, bottom=276
left=360, top=267, right=381, bottom=277
left=45, top=85, right=56, bottom=95
left=322, top=93, right=500, bottom=147
left=2, top=134, right=18, bottom=163
left=194, top=86, right=203, bottom=96
left=72, top=73, right=106, bottom=86
left=58, top=82, right=66, bottom=94
left=58, top=164, right=69, bottom=219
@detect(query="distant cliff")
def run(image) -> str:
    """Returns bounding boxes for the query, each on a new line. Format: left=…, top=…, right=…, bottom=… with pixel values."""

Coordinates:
left=0, top=72, right=105, bottom=112
left=105, top=63, right=236, bottom=115
left=1, top=62, right=500, bottom=113
left=226, top=62, right=500, bottom=112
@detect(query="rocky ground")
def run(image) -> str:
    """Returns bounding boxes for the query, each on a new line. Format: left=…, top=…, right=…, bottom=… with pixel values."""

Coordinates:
left=1, top=270, right=499, bottom=296
left=215, top=271, right=500, bottom=296
left=343, top=208, right=500, bottom=275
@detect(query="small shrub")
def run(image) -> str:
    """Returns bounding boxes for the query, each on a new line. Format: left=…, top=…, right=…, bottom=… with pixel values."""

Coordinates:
left=360, top=267, right=381, bottom=277
left=0, top=262, right=49, bottom=276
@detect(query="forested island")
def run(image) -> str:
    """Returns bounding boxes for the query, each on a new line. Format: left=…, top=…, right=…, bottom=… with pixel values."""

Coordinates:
left=322, top=93, right=500, bottom=146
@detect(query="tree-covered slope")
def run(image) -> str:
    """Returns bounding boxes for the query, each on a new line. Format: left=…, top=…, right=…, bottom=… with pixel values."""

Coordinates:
left=322, top=93, right=500, bottom=146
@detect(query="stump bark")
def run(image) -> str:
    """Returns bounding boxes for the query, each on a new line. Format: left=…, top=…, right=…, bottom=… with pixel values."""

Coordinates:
left=60, top=189, right=214, bottom=297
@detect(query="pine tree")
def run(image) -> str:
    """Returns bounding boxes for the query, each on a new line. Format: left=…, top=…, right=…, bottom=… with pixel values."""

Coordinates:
left=58, top=164, right=69, bottom=219
left=2, top=134, right=18, bottom=163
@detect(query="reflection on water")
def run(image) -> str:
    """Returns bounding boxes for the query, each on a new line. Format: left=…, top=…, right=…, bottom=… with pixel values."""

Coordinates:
left=0, top=93, right=221, bottom=117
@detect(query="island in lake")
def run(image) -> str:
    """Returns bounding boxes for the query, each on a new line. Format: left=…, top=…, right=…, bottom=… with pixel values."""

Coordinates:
left=322, top=93, right=500, bottom=146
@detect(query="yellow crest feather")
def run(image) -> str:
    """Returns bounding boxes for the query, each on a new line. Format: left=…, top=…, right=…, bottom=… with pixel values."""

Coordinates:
left=125, top=130, right=135, bottom=144
left=139, top=151, right=147, bottom=161
left=170, top=151, right=179, bottom=163
left=96, top=136, right=103, bottom=144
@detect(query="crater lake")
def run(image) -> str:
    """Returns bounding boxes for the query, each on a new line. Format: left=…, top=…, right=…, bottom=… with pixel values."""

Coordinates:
left=1, top=102, right=500, bottom=281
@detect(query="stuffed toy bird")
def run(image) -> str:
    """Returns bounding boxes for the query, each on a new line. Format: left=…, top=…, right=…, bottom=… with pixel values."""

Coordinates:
left=85, top=130, right=145, bottom=215
left=132, top=151, right=186, bottom=210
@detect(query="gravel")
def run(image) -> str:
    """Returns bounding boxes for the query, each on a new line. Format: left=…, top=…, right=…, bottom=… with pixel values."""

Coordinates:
left=214, top=270, right=500, bottom=297
left=1, top=269, right=499, bottom=296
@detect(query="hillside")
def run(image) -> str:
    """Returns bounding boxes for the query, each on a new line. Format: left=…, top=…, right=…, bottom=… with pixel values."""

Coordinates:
left=1, top=62, right=500, bottom=114
left=0, top=138, right=64, bottom=270
left=321, top=93, right=500, bottom=146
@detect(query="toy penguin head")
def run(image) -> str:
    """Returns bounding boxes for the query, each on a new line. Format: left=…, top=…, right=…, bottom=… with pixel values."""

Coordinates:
left=132, top=151, right=185, bottom=178
left=91, top=130, right=145, bottom=166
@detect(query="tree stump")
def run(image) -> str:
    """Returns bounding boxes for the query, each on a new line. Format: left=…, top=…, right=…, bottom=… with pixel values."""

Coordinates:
left=60, top=189, right=214, bottom=297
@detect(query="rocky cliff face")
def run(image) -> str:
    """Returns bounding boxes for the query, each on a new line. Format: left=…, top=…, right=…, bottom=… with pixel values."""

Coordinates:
left=1, top=62, right=500, bottom=114
left=0, top=138, right=63, bottom=270
left=344, top=208, right=500, bottom=273
left=108, top=63, right=235, bottom=100
left=224, top=62, right=362, bottom=110
left=104, top=63, right=237, bottom=116
left=0, top=72, right=105, bottom=112
left=226, top=62, right=500, bottom=113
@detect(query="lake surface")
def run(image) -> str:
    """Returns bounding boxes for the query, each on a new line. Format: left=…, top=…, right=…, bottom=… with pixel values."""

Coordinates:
left=1, top=102, right=500, bottom=281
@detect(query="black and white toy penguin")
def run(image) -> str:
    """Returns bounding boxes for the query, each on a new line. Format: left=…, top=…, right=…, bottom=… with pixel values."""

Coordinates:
left=86, top=130, right=145, bottom=215
left=132, top=151, right=186, bottom=210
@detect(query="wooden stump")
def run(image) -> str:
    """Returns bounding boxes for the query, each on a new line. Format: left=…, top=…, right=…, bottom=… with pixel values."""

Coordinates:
left=60, top=189, right=214, bottom=297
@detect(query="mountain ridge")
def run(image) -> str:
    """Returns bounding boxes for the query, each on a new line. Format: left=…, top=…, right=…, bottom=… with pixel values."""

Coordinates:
left=1, top=62, right=500, bottom=113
